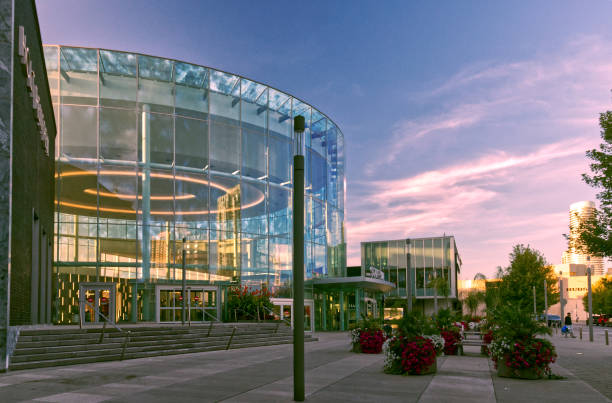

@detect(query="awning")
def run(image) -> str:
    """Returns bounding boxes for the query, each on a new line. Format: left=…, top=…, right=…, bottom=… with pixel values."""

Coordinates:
left=309, top=276, right=396, bottom=293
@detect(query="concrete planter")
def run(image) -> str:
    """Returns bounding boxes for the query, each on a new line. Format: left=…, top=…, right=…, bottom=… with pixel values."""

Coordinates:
left=410, top=357, right=437, bottom=375
left=497, top=360, right=540, bottom=380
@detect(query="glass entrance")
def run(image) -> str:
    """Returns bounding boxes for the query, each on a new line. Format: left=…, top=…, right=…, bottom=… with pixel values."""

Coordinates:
left=157, top=286, right=218, bottom=322
left=271, top=298, right=315, bottom=333
left=79, top=283, right=116, bottom=324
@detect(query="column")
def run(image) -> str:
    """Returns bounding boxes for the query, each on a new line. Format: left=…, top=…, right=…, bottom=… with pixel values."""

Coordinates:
left=339, top=290, right=344, bottom=331
left=141, top=105, right=151, bottom=321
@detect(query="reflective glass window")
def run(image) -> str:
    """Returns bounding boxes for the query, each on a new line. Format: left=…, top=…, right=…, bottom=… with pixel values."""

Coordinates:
left=269, top=134, right=291, bottom=184
left=143, top=112, right=173, bottom=165
left=209, top=70, right=239, bottom=121
left=138, top=55, right=174, bottom=113
left=60, top=47, right=98, bottom=105
left=60, top=105, right=97, bottom=159
left=175, top=116, right=208, bottom=169
left=310, top=151, right=326, bottom=201
left=210, top=121, right=240, bottom=174
left=269, top=186, right=291, bottom=236
left=242, top=128, right=266, bottom=179
left=269, top=89, right=291, bottom=138
left=99, top=50, right=137, bottom=108
left=310, top=116, right=326, bottom=158
left=174, top=171, right=209, bottom=225
left=100, top=107, right=138, bottom=161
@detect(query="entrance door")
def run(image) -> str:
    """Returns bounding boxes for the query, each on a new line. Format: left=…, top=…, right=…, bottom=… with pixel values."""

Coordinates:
left=271, top=298, right=315, bottom=333
left=79, top=283, right=116, bottom=324
left=157, top=286, right=218, bottom=323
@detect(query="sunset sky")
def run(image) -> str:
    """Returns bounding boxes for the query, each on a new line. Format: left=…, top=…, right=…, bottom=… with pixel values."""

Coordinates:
left=36, top=0, right=612, bottom=279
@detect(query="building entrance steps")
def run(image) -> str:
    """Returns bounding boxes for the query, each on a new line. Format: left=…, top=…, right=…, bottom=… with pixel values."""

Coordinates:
left=8, top=322, right=316, bottom=371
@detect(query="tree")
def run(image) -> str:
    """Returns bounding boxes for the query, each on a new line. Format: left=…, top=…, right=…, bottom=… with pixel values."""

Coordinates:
left=498, top=244, right=559, bottom=312
left=571, top=111, right=612, bottom=258
left=494, top=266, right=505, bottom=279
left=582, top=277, right=612, bottom=315
left=464, top=291, right=485, bottom=317
left=473, top=273, right=487, bottom=281
left=430, top=276, right=451, bottom=315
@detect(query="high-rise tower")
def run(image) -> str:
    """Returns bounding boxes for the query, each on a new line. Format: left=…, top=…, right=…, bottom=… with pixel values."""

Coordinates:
left=564, top=201, right=604, bottom=275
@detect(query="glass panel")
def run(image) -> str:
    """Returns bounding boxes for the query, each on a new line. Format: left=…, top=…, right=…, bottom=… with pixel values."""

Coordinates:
left=269, top=186, right=291, bottom=236
left=310, top=116, right=326, bottom=158
left=242, top=129, right=266, bottom=179
left=43, top=46, right=59, bottom=103
left=100, top=107, right=137, bottom=161
left=210, top=120, right=240, bottom=173
left=144, top=112, right=173, bottom=165
left=310, top=151, right=326, bottom=201
left=304, top=304, right=312, bottom=331
left=61, top=105, right=97, bottom=159
left=209, top=70, right=239, bottom=121
left=175, top=116, right=208, bottom=169
left=160, top=290, right=172, bottom=307
left=60, top=47, right=98, bottom=105
left=269, top=89, right=291, bottom=138
left=99, top=50, right=137, bottom=108
left=84, top=289, right=95, bottom=322
left=138, top=55, right=174, bottom=113
left=98, top=289, right=111, bottom=322
left=269, top=134, right=291, bottom=184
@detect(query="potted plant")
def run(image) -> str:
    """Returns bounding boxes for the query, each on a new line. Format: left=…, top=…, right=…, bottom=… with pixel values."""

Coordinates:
left=350, top=316, right=385, bottom=354
left=435, top=308, right=463, bottom=355
left=488, top=305, right=557, bottom=379
left=383, top=313, right=438, bottom=375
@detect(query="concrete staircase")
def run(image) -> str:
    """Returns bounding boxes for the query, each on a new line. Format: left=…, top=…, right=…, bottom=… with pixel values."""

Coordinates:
left=9, top=322, right=314, bottom=370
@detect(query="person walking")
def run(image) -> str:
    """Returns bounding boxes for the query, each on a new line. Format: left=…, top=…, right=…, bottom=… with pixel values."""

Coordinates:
left=564, top=312, right=575, bottom=338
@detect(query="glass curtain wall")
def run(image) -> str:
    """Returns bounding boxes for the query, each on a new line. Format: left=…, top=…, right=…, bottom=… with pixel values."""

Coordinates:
left=45, top=46, right=346, bottom=323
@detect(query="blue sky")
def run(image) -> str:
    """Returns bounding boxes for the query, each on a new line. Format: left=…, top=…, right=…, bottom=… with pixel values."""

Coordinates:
left=36, top=0, right=612, bottom=279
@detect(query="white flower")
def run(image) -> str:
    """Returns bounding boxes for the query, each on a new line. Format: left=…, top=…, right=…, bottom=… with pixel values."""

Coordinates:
left=382, top=337, right=399, bottom=370
left=424, top=334, right=445, bottom=352
left=350, top=328, right=362, bottom=344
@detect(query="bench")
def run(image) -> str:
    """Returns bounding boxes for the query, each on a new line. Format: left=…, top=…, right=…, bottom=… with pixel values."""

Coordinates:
left=461, top=331, right=486, bottom=347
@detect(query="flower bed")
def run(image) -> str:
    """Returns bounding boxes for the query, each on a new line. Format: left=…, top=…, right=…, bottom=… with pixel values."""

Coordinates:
left=424, top=334, right=445, bottom=356
left=440, top=327, right=462, bottom=355
left=351, top=328, right=384, bottom=353
left=489, top=337, right=556, bottom=379
left=383, top=336, right=437, bottom=375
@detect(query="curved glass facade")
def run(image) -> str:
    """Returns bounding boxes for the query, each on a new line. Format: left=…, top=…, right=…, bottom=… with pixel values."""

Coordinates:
left=43, top=45, right=345, bottom=323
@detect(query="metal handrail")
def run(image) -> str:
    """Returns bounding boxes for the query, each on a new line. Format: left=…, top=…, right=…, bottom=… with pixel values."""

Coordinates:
left=203, top=309, right=221, bottom=322
left=79, top=300, right=131, bottom=360
left=232, top=308, right=260, bottom=322
left=261, top=305, right=291, bottom=327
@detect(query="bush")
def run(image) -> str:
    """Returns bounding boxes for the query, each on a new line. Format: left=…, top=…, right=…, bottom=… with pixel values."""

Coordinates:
left=227, top=286, right=274, bottom=321
left=350, top=315, right=384, bottom=354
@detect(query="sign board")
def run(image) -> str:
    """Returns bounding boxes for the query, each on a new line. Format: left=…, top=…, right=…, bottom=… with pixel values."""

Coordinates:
left=366, top=266, right=385, bottom=280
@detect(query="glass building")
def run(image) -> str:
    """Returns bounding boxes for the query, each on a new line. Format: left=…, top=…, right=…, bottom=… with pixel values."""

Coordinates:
left=43, top=46, right=346, bottom=326
left=361, top=236, right=461, bottom=315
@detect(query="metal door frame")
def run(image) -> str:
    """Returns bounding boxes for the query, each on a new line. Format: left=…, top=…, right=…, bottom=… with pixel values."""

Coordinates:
left=79, top=282, right=117, bottom=324
left=155, top=284, right=220, bottom=323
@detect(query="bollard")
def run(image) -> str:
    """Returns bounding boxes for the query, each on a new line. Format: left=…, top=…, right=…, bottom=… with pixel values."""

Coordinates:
left=606, top=330, right=609, bottom=346
left=580, top=327, right=582, bottom=340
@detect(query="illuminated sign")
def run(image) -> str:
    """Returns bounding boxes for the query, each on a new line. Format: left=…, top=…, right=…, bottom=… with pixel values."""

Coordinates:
left=17, top=26, right=49, bottom=156
left=367, top=266, right=385, bottom=280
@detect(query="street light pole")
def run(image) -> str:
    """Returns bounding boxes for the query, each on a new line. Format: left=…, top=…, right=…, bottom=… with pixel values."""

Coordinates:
left=559, top=271, right=564, bottom=327
left=533, top=286, right=536, bottom=315
left=292, top=115, right=305, bottom=402
left=544, top=279, right=548, bottom=326
left=587, top=267, right=593, bottom=342
left=182, top=237, right=186, bottom=326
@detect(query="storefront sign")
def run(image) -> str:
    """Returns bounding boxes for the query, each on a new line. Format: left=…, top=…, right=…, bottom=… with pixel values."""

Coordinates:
left=367, top=266, right=384, bottom=280
left=18, top=26, right=49, bottom=156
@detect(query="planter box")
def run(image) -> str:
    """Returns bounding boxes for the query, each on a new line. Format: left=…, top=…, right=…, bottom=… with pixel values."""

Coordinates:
left=497, top=360, right=540, bottom=380
left=408, top=357, right=437, bottom=375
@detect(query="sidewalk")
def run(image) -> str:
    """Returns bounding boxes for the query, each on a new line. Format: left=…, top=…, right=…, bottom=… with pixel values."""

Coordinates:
left=0, top=332, right=609, bottom=402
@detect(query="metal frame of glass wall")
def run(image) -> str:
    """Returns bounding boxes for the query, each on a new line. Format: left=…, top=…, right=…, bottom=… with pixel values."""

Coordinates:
left=361, top=236, right=459, bottom=300
left=43, top=45, right=346, bottom=324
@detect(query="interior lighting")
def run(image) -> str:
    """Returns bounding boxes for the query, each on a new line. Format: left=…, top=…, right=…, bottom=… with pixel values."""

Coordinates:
left=84, top=189, right=195, bottom=201
left=280, top=181, right=291, bottom=186
left=232, top=170, right=240, bottom=175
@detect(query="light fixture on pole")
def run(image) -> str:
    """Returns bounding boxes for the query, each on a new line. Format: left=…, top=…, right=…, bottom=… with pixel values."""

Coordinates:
left=292, top=115, right=305, bottom=402
left=587, top=266, right=593, bottom=342
left=559, top=271, right=564, bottom=326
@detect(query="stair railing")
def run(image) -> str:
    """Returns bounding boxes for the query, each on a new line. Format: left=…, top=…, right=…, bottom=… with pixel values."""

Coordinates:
left=79, top=300, right=131, bottom=360
left=260, top=305, right=291, bottom=331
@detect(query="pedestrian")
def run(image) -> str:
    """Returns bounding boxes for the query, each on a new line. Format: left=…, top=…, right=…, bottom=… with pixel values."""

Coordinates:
left=564, top=312, right=575, bottom=338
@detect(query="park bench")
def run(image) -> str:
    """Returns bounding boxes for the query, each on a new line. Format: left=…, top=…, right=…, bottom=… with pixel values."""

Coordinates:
left=458, top=331, right=488, bottom=355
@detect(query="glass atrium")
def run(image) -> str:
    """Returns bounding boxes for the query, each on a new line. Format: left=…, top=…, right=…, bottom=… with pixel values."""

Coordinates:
left=43, top=46, right=346, bottom=324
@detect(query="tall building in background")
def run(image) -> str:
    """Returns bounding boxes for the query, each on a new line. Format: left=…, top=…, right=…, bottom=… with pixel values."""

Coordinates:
left=563, top=201, right=604, bottom=275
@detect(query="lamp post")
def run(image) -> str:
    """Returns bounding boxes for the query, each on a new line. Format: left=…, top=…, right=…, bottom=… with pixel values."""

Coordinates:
left=532, top=286, right=536, bottom=316
left=292, top=115, right=305, bottom=402
left=587, top=267, right=593, bottom=342
left=559, top=271, right=564, bottom=328
left=182, top=237, right=186, bottom=326
left=544, top=279, right=548, bottom=326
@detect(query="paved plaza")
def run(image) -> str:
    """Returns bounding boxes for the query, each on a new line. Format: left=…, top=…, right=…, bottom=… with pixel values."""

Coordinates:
left=0, top=332, right=610, bottom=402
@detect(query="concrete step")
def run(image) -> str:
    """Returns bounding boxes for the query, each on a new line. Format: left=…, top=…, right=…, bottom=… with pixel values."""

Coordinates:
left=10, top=334, right=300, bottom=363
left=9, top=335, right=317, bottom=371
left=8, top=323, right=311, bottom=370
